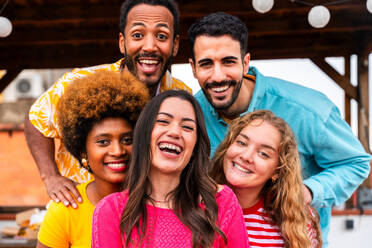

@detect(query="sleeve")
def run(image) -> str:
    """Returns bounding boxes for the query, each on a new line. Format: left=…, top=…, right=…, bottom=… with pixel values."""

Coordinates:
left=29, top=69, right=85, bottom=139
left=218, top=188, right=250, bottom=248
left=37, top=202, right=69, bottom=248
left=91, top=194, right=124, bottom=248
left=307, top=207, right=320, bottom=248
left=303, top=105, right=371, bottom=208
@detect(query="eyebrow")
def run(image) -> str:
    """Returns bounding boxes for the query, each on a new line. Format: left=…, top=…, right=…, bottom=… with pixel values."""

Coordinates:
left=158, top=112, right=196, bottom=123
left=197, top=56, right=238, bottom=65
left=156, top=23, right=170, bottom=29
left=222, top=56, right=238, bottom=60
left=130, top=22, right=170, bottom=30
left=238, top=133, right=276, bottom=151
left=130, top=22, right=145, bottom=28
left=94, top=131, right=133, bottom=138
left=197, top=58, right=212, bottom=65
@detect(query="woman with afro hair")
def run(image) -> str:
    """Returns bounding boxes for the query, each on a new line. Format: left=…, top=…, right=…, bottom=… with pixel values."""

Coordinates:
left=37, top=70, right=149, bottom=248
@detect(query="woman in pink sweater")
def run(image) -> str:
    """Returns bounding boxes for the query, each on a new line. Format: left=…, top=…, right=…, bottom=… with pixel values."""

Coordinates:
left=92, top=90, right=249, bottom=248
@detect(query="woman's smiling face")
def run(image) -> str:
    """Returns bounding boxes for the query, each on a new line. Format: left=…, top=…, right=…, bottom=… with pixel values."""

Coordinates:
left=150, top=97, right=197, bottom=177
left=223, top=119, right=280, bottom=192
left=86, top=117, right=133, bottom=185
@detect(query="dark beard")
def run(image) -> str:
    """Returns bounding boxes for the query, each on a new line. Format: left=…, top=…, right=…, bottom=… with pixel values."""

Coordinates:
left=123, top=49, right=173, bottom=87
left=203, top=79, right=243, bottom=111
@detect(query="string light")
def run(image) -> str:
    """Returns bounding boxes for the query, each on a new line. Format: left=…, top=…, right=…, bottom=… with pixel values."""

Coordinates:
left=0, top=16, right=12, bottom=37
left=367, top=0, right=372, bottom=14
left=0, top=0, right=11, bottom=38
left=308, top=5, right=331, bottom=28
left=252, top=0, right=274, bottom=14
left=251, top=0, right=370, bottom=29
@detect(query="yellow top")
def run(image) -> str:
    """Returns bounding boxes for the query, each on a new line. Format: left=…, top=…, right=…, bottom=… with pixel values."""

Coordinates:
left=29, top=59, right=192, bottom=183
left=37, top=182, right=94, bottom=248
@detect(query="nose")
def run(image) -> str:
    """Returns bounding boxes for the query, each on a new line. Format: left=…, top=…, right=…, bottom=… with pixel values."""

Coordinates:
left=240, top=146, right=254, bottom=163
left=210, top=64, right=226, bottom=83
left=167, top=122, right=181, bottom=138
left=142, top=35, right=157, bottom=53
left=109, top=141, right=126, bottom=157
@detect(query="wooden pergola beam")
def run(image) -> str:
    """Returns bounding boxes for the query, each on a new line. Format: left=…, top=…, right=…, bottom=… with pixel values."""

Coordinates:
left=310, top=57, right=358, bottom=100
left=344, top=56, right=351, bottom=125
left=0, top=68, right=23, bottom=93
left=357, top=52, right=370, bottom=153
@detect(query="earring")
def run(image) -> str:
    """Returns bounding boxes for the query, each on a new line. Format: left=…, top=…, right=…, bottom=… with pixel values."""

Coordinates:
left=271, top=174, right=278, bottom=183
left=81, top=158, right=88, bottom=167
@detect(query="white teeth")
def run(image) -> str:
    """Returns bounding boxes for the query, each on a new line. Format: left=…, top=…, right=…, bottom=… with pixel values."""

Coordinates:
left=139, top=59, right=158, bottom=65
left=159, top=143, right=182, bottom=154
left=233, top=163, right=251, bottom=173
left=211, top=85, right=229, bottom=93
left=106, top=163, right=126, bottom=169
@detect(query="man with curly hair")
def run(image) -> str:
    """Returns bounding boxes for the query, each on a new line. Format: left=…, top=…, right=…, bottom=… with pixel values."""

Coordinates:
left=24, top=0, right=191, bottom=208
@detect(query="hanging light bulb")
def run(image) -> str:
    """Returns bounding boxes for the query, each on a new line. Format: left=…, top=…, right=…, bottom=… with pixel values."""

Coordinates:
left=252, top=0, right=274, bottom=14
left=308, top=5, right=330, bottom=28
left=367, top=0, right=372, bottom=14
left=0, top=16, right=12, bottom=37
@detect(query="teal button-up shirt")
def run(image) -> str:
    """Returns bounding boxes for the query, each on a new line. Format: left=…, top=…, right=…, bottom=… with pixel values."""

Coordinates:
left=195, top=66, right=371, bottom=247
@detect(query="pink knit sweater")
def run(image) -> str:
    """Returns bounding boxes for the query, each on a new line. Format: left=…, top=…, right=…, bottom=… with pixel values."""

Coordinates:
left=92, top=186, right=250, bottom=247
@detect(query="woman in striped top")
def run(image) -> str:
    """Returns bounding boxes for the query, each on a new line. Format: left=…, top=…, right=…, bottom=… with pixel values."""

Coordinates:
left=210, top=110, right=322, bottom=248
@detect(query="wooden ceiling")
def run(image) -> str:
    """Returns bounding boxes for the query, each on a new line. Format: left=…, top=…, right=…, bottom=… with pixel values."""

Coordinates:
left=0, top=0, right=371, bottom=70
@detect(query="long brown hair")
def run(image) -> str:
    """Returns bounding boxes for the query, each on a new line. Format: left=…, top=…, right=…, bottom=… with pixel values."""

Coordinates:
left=121, top=90, right=226, bottom=247
left=210, top=110, right=322, bottom=248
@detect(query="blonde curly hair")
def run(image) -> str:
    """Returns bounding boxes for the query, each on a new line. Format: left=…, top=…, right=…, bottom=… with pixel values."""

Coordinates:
left=57, top=70, right=149, bottom=166
left=210, top=110, right=322, bottom=248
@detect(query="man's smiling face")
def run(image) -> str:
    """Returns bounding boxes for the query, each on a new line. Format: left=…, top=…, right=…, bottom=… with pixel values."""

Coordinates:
left=190, top=35, right=249, bottom=111
left=119, top=4, right=179, bottom=88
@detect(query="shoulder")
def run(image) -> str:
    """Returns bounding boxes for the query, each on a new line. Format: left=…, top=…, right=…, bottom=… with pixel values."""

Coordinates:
left=66, top=60, right=120, bottom=81
left=171, top=76, right=193, bottom=94
left=46, top=60, right=120, bottom=97
left=251, top=67, right=336, bottom=122
left=194, top=89, right=207, bottom=102
left=94, top=191, right=128, bottom=217
left=44, top=200, right=69, bottom=219
left=215, top=185, right=239, bottom=208
left=194, top=90, right=213, bottom=113
left=76, top=181, right=89, bottom=194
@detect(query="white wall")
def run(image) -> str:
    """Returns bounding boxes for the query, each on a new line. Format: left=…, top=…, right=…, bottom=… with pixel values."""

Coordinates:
left=329, top=215, right=372, bottom=248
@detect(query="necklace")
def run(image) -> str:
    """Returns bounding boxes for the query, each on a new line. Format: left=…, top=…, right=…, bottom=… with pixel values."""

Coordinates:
left=146, top=194, right=169, bottom=204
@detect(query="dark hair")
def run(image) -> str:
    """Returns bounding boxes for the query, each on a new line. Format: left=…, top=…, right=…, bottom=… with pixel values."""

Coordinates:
left=188, top=12, right=248, bottom=61
left=119, top=0, right=180, bottom=39
left=120, top=90, right=226, bottom=247
left=57, top=71, right=149, bottom=168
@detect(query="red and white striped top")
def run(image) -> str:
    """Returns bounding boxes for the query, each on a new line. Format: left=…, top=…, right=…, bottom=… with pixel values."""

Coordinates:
left=243, top=198, right=284, bottom=248
left=243, top=197, right=320, bottom=248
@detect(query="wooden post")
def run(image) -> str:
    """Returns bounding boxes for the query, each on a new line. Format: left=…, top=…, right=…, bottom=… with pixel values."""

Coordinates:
left=310, top=57, right=358, bottom=100
left=344, top=56, right=351, bottom=125
left=357, top=50, right=371, bottom=189
left=357, top=53, right=370, bottom=153
left=0, top=68, right=23, bottom=93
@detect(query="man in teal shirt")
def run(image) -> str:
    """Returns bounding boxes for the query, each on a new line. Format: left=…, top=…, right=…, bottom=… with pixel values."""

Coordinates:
left=188, top=12, right=371, bottom=247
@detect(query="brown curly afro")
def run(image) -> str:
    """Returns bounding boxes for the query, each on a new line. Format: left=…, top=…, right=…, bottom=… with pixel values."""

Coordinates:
left=57, top=70, right=150, bottom=164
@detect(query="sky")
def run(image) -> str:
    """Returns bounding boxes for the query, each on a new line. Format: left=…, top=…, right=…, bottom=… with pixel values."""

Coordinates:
left=171, top=54, right=372, bottom=142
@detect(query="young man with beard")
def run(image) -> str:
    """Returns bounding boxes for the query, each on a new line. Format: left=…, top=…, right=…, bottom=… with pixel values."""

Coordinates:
left=24, top=0, right=191, bottom=208
left=188, top=12, right=370, bottom=247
